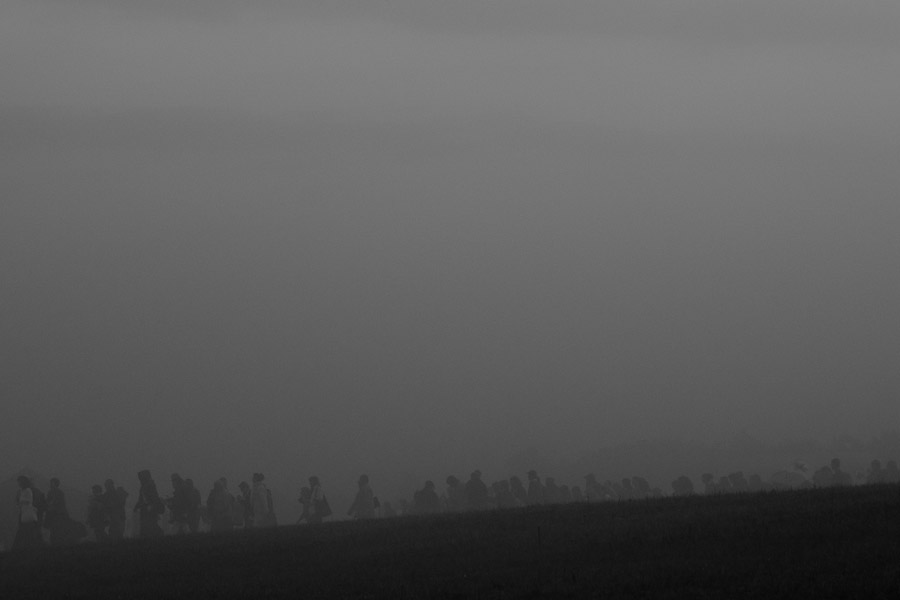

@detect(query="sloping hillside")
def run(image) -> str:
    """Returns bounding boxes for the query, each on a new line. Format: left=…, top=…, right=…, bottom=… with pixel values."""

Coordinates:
left=1, top=483, right=899, bottom=598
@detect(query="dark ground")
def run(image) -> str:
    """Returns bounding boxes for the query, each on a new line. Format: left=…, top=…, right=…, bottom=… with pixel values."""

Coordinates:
left=1, top=484, right=898, bottom=599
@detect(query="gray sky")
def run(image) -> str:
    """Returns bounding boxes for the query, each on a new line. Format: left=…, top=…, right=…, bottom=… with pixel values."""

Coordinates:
left=2, top=1, right=899, bottom=505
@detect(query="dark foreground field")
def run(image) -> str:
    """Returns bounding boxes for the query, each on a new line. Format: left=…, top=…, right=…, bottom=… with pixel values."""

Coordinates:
left=2, top=485, right=899, bottom=599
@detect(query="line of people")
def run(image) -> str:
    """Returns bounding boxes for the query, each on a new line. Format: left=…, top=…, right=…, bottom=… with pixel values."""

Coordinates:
left=10, top=470, right=290, bottom=549
left=11, top=456, right=900, bottom=550
left=134, top=471, right=279, bottom=538
left=345, top=470, right=664, bottom=519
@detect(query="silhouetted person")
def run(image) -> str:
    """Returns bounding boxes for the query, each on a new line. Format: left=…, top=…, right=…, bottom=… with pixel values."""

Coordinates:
left=415, top=481, right=441, bottom=514
left=103, top=479, right=127, bottom=540
left=296, top=487, right=312, bottom=524
left=631, top=477, right=650, bottom=499
left=510, top=476, right=528, bottom=506
left=251, top=473, right=275, bottom=527
left=30, top=480, right=47, bottom=531
left=466, top=470, right=489, bottom=510
left=265, top=484, right=277, bottom=527
left=44, top=478, right=70, bottom=545
left=570, top=485, right=584, bottom=502
left=728, top=472, right=749, bottom=493
left=184, top=479, right=202, bottom=532
left=494, top=480, right=516, bottom=509
left=526, top=470, right=544, bottom=506
left=671, top=475, right=694, bottom=497
left=207, top=479, right=233, bottom=532
left=307, top=476, right=330, bottom=523
left=445, top=476, right=467, bottom=512
left=583, top=474, right=603, bottom=502
left=701, top=473, right=717, bottom=495
left=812, top=465, right=834, bottom=488
left=831, top=458, right=852, bottom=487
left=167, top=473, right=190, bottom=534
left=13, top=475, right=42, bottom=550
left=220, top=477, right=243, bottom=526
left=348, top=474, right=376, bottom=519
left=87, top=484, right=110, bottom=541
left=237, top=481, right=253, bottom=527
left=134, top=470, right=164, bottom=538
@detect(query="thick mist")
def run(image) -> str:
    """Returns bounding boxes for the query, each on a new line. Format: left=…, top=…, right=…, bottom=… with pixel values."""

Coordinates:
left=2, top=1, right=899, bottom=515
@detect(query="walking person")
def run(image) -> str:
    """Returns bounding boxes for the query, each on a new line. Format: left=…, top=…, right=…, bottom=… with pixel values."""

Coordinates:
left=466, top=470, right=489, bottom=510
left=168, top=473, right=191, bottom=534
left=237, top=481, right=253, bottom=529
left=184, top=479, right=202, bottom=533
left=103, top=479, right=127, bottom=540
left=134, top=470, right=164, bottom=538
left=44, top=478, right=70, bottom=545
left=87, top=484, right=110, bottom=541
left=348, top=474, right=376, bottom=520
left=13, top=475, right=43, bottom=550
left=307, top=476, right=331, bottom=524
left=206, top=478, right=234, bottom=533
left=251, top=473, right=274, bottom=528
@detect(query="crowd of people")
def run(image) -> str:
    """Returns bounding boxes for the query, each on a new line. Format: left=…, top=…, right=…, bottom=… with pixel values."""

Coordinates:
left=10, top=457, right=899, bottom=551
left=10, top=470, right=292, bottom=550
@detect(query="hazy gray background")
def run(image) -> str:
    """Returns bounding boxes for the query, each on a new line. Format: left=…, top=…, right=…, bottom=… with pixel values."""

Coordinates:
left=2, top=1, right=899, bottom=511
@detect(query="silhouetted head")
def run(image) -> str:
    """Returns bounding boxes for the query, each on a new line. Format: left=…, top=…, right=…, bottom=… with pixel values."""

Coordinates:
left=138, top=470, right=152, bottom=483
left=309, top=476, right=320, bottom=486
left=253, top=473, right=264, bottom=483
left=91, top=484, right=103, bottom=496
left=830, top=458, right=842, bottom=471
left=171, top=473, right=183, bottom=485
left=528, top=470, right=538, bottom=480
left=16, top=475, right=30, bottom=489
left=446, top=475, right=459, bottom=486
left=471, top=470, right=482, bottom=480
left=50, top=478, right=60, bottom=489
left=105, top=479, right=116, bottom=492
left=425, top=481, right=435, bottom=489
left=184, top=479, right=195, bottom=490
left=358, top=474, right=369, bottom=486
left=239, top=481, right=250, bottom=492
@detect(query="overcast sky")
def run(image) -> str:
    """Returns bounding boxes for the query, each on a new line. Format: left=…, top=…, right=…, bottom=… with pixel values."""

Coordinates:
left=2, top=1, right=899, bottom=504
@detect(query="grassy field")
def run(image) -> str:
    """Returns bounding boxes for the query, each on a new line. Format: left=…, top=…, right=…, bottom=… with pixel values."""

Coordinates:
left=1, top=484, right=898, bottom=599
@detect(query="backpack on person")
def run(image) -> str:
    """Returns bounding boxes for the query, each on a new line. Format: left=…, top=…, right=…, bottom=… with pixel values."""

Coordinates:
left=316, top=495, right=332, bottom=518
left=31, top=487, right=47, bottom=522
